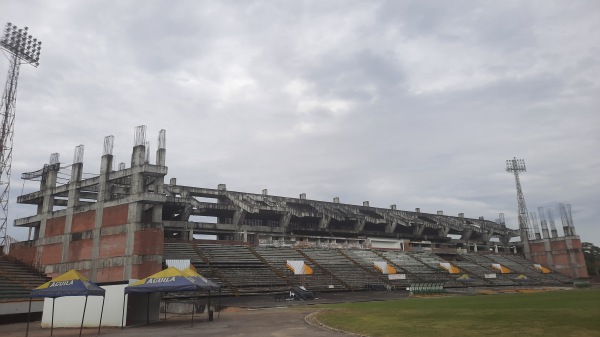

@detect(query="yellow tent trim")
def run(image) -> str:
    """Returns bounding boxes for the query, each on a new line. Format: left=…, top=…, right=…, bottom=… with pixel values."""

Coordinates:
left=35, top=269, right=90, bottom=290
left=129, top=267, right=188, bottom=286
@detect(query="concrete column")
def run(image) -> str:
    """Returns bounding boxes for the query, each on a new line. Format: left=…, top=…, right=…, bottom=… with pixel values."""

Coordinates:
left=460, top=228, right=473, bottom=241
left=280, top=212, right=291, bottom=229
left=412, top=224, right=425, bottom=236
left=233, top=210, right=247, bottom=228
left=319, top=217, right=330, bottom=230
left=156, top=148, right=166, bottom=167
left=544, top=239, right=554, bottom=266
left=131, top=144, right=145, bottom=167
left=37, top=167, right=59, bottom=239
left=386, top=221, right=398, bottom=234
left=91, top=154, right=112, bottom=281
left=355, top=219, right=365, bottom=232
left=61, top=162, right=83, bottom=264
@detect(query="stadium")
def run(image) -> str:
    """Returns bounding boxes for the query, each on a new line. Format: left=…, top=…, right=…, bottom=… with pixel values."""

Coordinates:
left=0, top=126, right=592, bottom=335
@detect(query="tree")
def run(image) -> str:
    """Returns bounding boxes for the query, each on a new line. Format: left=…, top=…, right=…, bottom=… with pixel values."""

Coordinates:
left=582, top=242, right=600, bottom=277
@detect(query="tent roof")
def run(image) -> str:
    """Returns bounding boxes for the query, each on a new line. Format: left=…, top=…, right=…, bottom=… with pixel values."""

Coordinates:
left=181, top=268, right=220, bottom=291
left=31, top=269, right=105, bottom=298
left=125, top=267, right=208, bottom=294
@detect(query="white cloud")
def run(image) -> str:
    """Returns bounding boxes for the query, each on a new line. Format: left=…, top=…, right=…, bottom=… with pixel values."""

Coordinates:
left=1, top=0, right=599, bottom=246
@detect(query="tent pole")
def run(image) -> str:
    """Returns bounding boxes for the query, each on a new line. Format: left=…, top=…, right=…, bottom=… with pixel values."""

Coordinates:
left=146, top=293, right=150, bottom=325
left=79, top=295, right=88, bottom=337
left=191, top=298, right=194, bottom=327
left=121, top=293, right=126, bottom=329
left=25, top=297, right=32, bottom=337
left=208, top=291, right=212, bottom=322
left=51, top=298, right=55, bottom=336
left=98, top=295, right=105, bottom=335
left=217, top=290, right=221, bottom=320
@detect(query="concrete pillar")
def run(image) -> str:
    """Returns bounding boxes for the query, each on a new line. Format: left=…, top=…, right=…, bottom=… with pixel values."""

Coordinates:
left=386, top=221, right=398, bottom=234
left=37, top=166, right=59, bottom=239
left=233, top=210, right=247, bottom=228
left=319, top=217, right=330, bottom=230
left=438, top=226, right=450, bottom=237
left=91, top=154, right=113, bottom=281
left=412, top=224, right=425, bottom=236
left=61, top=162, right=84, bottom=265
left=280, top=212, right=291, bottom=229
left=460, top=228, right=473, bottom=241
left=355, top=219, right=366, bottom=232
left=156, top=148, right=166, bottom=167
left=131, top=144, right=145, bottom=168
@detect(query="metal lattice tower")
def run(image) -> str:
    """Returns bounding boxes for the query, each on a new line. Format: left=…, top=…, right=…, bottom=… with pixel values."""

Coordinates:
left=0, top=23, right=42, bottom=249
left=506, top=157, right=534, bottom=240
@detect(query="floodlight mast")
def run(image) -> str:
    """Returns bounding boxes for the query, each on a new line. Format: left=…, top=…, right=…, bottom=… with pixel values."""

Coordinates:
left=506, top=157, right=534, bottom=241
left=0, top=23, right=42, bottom=251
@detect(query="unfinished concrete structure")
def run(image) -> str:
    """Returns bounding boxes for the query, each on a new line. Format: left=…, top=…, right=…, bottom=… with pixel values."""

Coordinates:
left=13, top=126, right=586, bottom=283
left=523, top=204, right=587, bottom=278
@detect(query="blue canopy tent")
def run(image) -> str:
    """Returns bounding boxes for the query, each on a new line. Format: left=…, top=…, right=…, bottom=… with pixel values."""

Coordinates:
left=122, top=267, right=220, bottom=327
left=26, top=269, right=106, bottom=337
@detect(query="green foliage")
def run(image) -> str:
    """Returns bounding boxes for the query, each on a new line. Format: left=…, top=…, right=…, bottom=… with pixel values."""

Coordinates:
left=583, top=242, right=600, bottom=276
left=318, top=289, right=600, bottom=337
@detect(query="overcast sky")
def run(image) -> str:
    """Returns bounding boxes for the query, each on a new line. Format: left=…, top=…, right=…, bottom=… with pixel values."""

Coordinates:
left=1, top=1, right=599, bottom=246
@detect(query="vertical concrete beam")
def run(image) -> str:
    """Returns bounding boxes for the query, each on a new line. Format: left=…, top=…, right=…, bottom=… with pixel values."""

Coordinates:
left=61, top=162, right=84, bottom=264
left=412, top=224, right=425, bottom=236
left=355, top=219, right=365, bottom=232
left=37, top=166, right=59, bottom=239
left=156, top=148, right=166, bottom=167
left=480, top=230, right=493, bottom=242
left=319, top=216, right=330, bottom=230
left=386, top=221, right=398, bottom=234
left=233, top=209, right=247, bottom=228
left=279, top=212, right=291, bottom=230
left=460, top=228, right=473, bottom=241
left=544, top=239, right=554, bottom=266
left=131, top=144, right=146, bottom=168
left=437, top=225, right=450, bottom=238
left=90, top=154, right=113, bottom=281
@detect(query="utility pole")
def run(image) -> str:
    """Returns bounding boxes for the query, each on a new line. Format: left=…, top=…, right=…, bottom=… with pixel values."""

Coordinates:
left=0, top=23, right=42, bottom=251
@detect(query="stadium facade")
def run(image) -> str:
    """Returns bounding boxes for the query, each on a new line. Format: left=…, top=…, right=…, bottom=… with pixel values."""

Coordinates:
left=7, top=127, right=587, bottom=282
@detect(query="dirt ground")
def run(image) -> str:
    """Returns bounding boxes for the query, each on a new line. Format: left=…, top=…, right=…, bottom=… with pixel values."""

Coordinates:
left=3, top=291, right=409, bottom=337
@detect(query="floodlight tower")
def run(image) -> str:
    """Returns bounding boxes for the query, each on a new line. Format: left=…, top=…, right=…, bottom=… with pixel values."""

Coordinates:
left=0, top=23, right=42, bottom=249
left=506, top=157, right=534, bottom=242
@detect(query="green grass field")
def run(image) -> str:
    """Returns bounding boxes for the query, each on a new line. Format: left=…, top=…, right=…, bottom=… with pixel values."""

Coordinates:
left=317, top=289, right=600, bottom=337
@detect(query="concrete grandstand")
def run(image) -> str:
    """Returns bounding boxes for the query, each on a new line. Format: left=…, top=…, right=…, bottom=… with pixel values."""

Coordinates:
left=2, top=126, right=582, bottom=303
